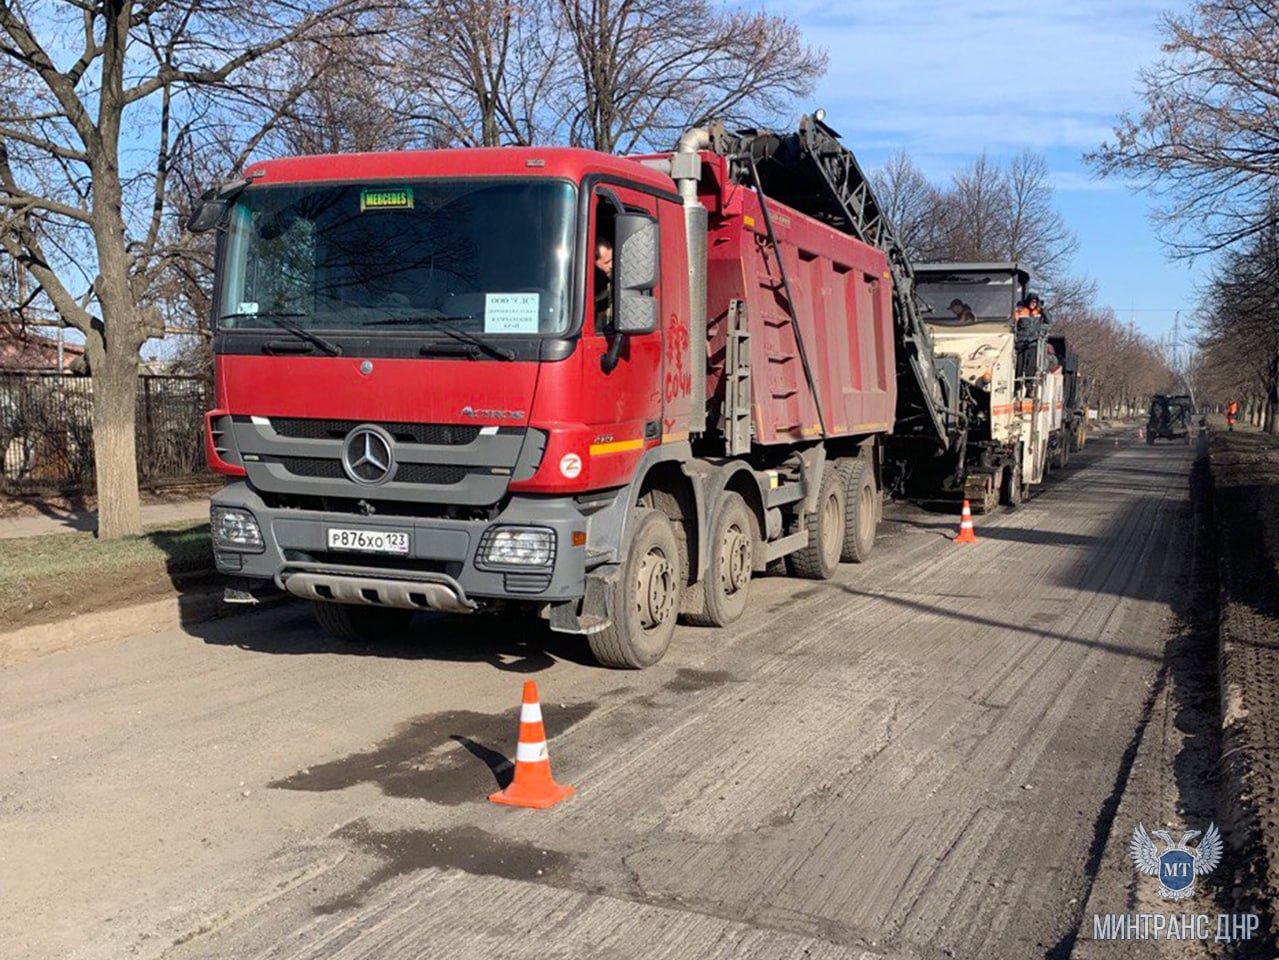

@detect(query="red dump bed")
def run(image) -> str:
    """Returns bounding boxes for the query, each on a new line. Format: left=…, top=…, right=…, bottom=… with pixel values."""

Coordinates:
left=697, top=153, right=896, bottom=445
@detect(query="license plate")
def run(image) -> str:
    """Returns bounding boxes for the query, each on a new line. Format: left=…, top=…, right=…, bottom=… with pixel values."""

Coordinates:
left=326, top=528, right=410, bottom=555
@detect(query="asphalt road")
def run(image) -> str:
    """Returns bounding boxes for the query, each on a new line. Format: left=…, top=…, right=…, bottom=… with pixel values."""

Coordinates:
left=0, top=433, right=1199, bottom=960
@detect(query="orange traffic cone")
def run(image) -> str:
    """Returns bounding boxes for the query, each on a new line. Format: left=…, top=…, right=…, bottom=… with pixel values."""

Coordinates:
left=954, top=499, right=978, bottom=543
left=489, top=681, right=575, bottom=809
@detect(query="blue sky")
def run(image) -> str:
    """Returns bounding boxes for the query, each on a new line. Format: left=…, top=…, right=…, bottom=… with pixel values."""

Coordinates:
left=781, top=0, right=1200, bottom=343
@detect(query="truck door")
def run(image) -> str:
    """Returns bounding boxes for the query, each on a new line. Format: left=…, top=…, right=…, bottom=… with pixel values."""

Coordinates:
left=579, top=184, right=665, bottom=488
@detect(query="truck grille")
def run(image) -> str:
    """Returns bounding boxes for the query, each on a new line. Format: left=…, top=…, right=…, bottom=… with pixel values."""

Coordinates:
left=272, top=456, right=467, bottom=486
left=268, top=417, right=481, bottom=446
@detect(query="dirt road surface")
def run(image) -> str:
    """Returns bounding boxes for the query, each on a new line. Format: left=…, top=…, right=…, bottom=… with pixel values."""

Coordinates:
left=1, top=435, right=1202, bottom=960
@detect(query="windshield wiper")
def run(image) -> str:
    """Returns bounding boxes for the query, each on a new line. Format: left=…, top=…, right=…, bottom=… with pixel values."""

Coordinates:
left=220, top=311, right=342, bottom=357
left=367, top=314, right=516, bottom=361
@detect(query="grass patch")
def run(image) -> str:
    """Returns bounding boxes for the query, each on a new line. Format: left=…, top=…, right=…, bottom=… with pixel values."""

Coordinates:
left=0, top=522, right=212, bottom=605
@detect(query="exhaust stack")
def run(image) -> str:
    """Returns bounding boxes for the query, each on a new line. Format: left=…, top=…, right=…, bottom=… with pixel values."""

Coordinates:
left=673, top=127, right=710, bottom=435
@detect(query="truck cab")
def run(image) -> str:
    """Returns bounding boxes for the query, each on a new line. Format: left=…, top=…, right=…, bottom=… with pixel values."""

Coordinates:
left=201, top=149, right=696, bottom=653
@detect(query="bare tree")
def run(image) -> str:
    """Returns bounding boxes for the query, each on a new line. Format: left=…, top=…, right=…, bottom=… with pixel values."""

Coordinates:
left=1089, top=1, right=1279, bottom=256
left=0, top=0, right=371, bottom=538
left=552, top=0, right=827, bottom=153
left=873, top=147, right=1086, bottom=303
left=393, top=0, right=566, bottom=147
left=939, top=152, right=1006, bottom=262
left=1054, top=308, right=1177, bottom=418
left=1195, top=215, right=1279, bottom=432
left=870, top=150, right=944, bottom=263
left=1003, top=151, right=1078, bottom=280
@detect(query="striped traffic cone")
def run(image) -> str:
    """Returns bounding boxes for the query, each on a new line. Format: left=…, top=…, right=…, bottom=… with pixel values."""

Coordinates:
left=954, top=499, right=978, bottom=543
left=489, top=681, right=575, bottom=809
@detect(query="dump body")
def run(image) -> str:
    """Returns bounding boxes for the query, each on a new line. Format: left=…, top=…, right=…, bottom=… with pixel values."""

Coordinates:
left=694, top=154, right=896, bottom=446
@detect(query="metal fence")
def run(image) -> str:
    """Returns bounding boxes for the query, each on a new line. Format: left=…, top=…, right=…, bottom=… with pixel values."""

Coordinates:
left=0, top=372, right=213, bottom=493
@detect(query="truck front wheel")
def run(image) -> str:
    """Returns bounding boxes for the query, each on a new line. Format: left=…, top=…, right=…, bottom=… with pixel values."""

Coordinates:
left=312, top=601, right=414, bottom=643
left=787, top=468, right=845, bottom=580
left=588, top=508, right=682, bottom=668
left=684, top=491, right=754, bottom=627
left=836, top=458, right=877, bottom=563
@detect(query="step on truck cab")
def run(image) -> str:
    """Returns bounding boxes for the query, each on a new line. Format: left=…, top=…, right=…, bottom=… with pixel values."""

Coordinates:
left=194, top=117, right=899, bottom=667
left=912, top=263, right=1060, bottom=511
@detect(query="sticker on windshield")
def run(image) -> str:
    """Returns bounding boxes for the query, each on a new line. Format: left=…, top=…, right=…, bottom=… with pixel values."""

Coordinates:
left=484, top=293, right=540, bottom=334
left=360, top=187, right=414, bottom=212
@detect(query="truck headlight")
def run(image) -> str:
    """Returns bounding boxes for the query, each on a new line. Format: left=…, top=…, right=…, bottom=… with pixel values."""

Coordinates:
left=211, top=506, right=264, bottom=552
left=477, top=526, right=555, bottom=568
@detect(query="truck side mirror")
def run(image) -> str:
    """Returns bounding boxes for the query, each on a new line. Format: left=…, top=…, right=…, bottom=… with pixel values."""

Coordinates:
left=186, top=177, right=254, bottom=233
left=612, top=214, right=658, bottom=335
left=187, top=188, right=227, bottom=233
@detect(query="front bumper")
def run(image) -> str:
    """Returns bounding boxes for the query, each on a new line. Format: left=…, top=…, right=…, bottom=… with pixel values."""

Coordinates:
left=211, top=481, right=589, bottom=611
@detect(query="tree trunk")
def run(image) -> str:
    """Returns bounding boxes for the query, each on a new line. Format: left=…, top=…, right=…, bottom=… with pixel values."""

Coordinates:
left=90, top=336, right=142, bottom=538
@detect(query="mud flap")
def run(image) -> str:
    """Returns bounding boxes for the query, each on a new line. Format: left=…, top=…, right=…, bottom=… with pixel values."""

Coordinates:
left=547, top=567, right=617, bottom=635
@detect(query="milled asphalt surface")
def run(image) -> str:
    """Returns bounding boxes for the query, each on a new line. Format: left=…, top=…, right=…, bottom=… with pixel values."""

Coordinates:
left=0, top=434, right=1200, bottom=960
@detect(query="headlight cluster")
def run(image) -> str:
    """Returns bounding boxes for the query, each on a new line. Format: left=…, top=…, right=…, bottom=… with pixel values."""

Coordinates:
left=211, top=506, right=264, bottom=552
left=477, top=526, right=555, bottom=568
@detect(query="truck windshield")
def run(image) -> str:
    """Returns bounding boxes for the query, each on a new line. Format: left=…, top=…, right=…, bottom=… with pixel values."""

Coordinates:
left=916, top=275, right=1019, bottom=323
left=217, top=179, right=577, bottom=336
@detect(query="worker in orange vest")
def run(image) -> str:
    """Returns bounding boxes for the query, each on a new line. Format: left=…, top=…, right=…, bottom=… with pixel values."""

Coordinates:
left=1227, top=399, right=1238, bottom=431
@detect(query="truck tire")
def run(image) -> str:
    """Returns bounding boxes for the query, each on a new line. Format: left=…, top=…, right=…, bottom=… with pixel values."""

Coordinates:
left=684, top=491, right=753, bottom=627
left=588, top=508, right=681, bottom=668
left=836, top=458, right=877, bottom=563
left=786, top=467, right=845, bottom=580
left=312, top=601, right=414, bottom=643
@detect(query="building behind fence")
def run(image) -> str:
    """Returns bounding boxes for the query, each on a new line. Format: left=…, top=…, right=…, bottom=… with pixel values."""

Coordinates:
left=0, top=372, right=212, bottom=493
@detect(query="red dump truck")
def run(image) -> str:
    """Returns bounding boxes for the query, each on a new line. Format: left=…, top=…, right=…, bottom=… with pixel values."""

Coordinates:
left=192, top=116, right=953, bottom=667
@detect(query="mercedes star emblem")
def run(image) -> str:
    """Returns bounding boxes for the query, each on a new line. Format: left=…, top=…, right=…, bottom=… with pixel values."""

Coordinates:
left=341, top=426, right=395, bottom=485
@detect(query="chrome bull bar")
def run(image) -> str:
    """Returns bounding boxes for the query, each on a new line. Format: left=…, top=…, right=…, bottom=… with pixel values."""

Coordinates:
left=278, top=562, right=476, bottom=614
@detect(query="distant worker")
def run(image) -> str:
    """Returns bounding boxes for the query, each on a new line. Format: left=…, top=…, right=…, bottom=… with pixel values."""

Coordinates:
left=948, top=298, right=972, bottom=320
left=1227, top=398, right=1238, bottom=432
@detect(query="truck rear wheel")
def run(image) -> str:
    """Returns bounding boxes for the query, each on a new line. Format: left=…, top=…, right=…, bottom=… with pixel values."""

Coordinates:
left=588, top=508, right=681, bottom=668
left=312, top=601, right=414, bottom=643
left=684, top=491, right=754, bottom=627
left=836, top=459, right=877, bottom=563
left=787, top=468, right=845, bottom=580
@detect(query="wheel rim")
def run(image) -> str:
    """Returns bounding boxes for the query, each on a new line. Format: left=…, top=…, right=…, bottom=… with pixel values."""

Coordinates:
left=719, top=521, right=751, bottom=596
left=858, top=484, right=875, bottom=545
left=635, top=546, right=676, bottom=630
left=820, top=491, right=841, bottom=565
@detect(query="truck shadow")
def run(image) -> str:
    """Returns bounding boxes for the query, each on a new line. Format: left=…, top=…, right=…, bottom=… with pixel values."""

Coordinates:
left=190, top=603, right=598, bottom=672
